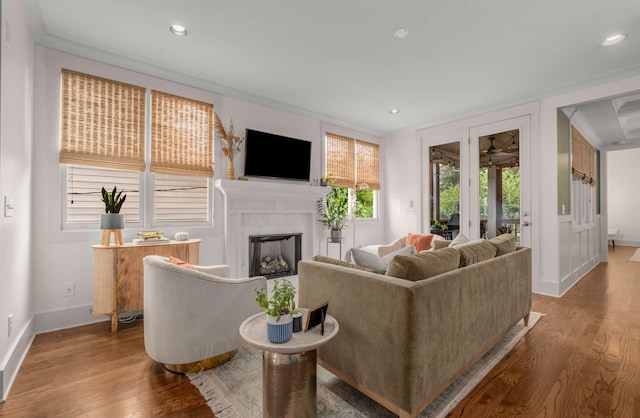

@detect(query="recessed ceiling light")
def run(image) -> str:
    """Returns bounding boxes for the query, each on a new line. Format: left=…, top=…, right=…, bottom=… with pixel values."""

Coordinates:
left=389, top=109, right=400, bottom=115
left=169, top=24, right=188, bottom=36
left=600, top=33, right=627, bottom=46
left=393, top=28, right=409, bottom=39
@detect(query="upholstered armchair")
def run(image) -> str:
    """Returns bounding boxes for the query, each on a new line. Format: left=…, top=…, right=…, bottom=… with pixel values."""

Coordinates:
left=143, top=255, right=266, bottom=373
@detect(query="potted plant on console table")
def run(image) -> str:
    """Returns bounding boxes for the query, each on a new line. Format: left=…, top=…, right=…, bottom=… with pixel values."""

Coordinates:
left=99, top=186, right=126, bottom=245
left=317, top=186, right=350, bottom=243
left=255, top=279, right=296, bottom=343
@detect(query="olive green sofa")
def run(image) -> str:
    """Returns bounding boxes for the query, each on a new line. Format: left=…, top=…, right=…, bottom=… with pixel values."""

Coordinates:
left=298, top=239, right=531, bottom=418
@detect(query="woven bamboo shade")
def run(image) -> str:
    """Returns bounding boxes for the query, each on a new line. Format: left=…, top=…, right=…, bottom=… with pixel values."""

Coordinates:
left=326, top=133, right=355, bottom=188
left=59, top=69, right=146, bottom=171
left=150, top=90, right=214, bottom=177
left=571, top=125, right=596, bottom=186
left=356, top=140, right=380, bottom=190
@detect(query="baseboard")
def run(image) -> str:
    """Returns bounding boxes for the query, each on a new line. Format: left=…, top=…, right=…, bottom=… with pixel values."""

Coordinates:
left=559, top=257, right=599, bottom=296
left=612, top=240, right=640, bottom=248
left=34, top=304, right=108, bottom=334
left=1, top=318, right=35, bottom=403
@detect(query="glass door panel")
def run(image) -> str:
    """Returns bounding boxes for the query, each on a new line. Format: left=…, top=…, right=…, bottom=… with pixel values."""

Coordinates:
left=477, top=130, right=520, bottom=239
left=470, top=116, right=530, bottom=246
left=429, top=141, right=460, bottom=239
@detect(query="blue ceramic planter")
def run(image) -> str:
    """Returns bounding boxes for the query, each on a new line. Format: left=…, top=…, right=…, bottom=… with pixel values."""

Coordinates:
left=266, top=314, right=293, bottom=343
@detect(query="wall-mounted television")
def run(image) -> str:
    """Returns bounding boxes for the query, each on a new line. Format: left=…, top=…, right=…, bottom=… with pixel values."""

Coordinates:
left=243, top=129, right=312, bottom=182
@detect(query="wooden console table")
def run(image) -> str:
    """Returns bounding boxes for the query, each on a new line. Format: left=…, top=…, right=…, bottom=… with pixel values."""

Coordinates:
left=91, top=239, right=201, bottom=332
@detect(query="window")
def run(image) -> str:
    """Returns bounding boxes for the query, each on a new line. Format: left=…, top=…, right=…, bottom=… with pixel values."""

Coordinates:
left=325, top=133, right=379, bottom=219
left=60, top=69, right=213, bottom=229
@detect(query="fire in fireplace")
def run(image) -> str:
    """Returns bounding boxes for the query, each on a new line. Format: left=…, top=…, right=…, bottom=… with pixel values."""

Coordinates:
left=249, top=233, right=302, bottom=279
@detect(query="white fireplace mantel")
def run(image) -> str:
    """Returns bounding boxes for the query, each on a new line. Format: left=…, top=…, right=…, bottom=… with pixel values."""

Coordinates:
left=215, top=179, right=329, bottom=277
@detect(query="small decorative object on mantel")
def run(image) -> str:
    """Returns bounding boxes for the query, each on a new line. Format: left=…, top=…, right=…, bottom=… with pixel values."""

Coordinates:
left=214, top=112, right=244, bottom=180
left=99, top=186, right=126, bottom=246
left=254, top=279, right=296, bottom=343
left=319, top=173, right=333, bottom=187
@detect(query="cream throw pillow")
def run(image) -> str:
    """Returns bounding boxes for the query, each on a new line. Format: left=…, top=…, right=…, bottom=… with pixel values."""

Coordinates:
left=449, top=233, right=469, bottom=247
left=351, top=245, right=416, bottom=274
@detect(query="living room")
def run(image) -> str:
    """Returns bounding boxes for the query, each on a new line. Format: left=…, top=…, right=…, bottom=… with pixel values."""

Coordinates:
left=3, top=0, right=640, bottom=413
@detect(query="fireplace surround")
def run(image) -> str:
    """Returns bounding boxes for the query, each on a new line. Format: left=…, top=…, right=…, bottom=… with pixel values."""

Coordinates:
left=215, top=179, right=329, bottom=278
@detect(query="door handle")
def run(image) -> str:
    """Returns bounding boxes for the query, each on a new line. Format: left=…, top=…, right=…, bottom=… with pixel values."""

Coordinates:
left=522, top=221, right=530, bottom=227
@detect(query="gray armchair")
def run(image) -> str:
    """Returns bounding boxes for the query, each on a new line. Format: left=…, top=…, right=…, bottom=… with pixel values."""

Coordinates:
left=143, top=255, right=266, bottom=373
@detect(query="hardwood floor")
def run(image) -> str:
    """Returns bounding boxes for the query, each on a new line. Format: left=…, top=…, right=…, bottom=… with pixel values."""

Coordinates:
left=1, top=246, right=639, bottom=417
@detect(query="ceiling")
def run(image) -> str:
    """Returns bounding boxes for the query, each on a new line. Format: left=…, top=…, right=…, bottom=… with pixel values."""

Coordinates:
left=23, top=0, right=640, bottom=138
left=568, top=93, right=640, bottom=148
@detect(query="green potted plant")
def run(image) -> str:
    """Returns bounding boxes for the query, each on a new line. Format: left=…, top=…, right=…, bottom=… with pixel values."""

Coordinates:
left=99, top=186, right=127, bottom=230
left=429, top=218, right=448, bottom=236
left=317, top=186, right=350, bottom=243
left=255, top=279, right=296, bottom=343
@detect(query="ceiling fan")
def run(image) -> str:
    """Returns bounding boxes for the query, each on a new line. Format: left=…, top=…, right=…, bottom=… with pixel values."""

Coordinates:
left=483, top=136, right=502, bottom=155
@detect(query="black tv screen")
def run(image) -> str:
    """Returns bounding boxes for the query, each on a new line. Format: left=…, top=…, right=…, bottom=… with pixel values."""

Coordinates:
left=243, top=129, right=311, bottom=182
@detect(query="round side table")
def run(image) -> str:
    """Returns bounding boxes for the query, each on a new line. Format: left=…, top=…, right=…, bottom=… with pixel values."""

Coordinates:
left=239, top=312, right=339, bottom=418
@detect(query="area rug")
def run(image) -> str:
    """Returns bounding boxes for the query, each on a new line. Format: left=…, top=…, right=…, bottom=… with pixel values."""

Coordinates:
left=628, top=248, right=640, bottom=262
left=188, top=311, right=542, bottom=418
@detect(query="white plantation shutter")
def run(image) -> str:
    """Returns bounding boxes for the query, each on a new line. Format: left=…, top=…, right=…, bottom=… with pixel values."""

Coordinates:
left=154, top=174, right=209, bottom=223
left=65, top=165, right=141, bottom=225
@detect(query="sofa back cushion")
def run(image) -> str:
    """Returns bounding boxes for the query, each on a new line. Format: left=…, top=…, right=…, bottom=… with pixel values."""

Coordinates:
left=456, top=240, right=497, bottom=267
left=312, top=255, right=377, bottom=273
left=488, top=233, right=517, bottom=256
left=385, top=248, right=460, bottom=281
left=430, top=239, right=452, bottom=250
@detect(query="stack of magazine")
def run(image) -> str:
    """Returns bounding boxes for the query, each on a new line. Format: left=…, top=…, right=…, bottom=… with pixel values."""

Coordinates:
left=133, top=231, right=169, bottom=245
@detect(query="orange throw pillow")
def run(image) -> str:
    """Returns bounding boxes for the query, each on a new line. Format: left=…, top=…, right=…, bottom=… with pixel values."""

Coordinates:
left=406, top=233, right=434, bottom=252
left=169, top=256, right=196, bottom=270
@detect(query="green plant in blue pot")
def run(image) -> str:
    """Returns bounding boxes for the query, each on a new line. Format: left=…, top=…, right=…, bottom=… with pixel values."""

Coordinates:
left=255, top=279, right=296, bottom=343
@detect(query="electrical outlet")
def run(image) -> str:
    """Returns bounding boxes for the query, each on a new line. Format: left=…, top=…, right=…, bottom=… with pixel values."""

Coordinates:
left=64, top=282, right=75, bottom=297
left=8, top=314, right=13, bottom=337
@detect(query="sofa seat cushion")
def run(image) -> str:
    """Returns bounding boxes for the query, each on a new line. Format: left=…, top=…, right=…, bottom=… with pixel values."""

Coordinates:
left=488, top=233, right=517, bottom=256
left=456, top=240, right=497, bottom=267
left=385, top=248, right=460, bottom=281
left=350, top=245, right=416, bottom=274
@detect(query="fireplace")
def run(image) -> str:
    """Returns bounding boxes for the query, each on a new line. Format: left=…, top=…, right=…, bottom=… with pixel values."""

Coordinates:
left=249, top=233, right=302, bottom=279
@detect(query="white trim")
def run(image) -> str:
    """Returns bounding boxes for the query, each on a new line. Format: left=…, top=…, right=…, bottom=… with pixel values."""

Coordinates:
left=1, top=319, right=35, bottom=403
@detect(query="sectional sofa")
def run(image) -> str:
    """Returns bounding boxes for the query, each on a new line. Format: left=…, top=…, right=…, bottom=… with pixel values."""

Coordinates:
left=298, top=235, right=532, bottom=417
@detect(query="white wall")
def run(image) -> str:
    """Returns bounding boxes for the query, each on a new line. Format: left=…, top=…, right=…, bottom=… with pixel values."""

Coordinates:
left=383, top=129, right=422, bottom=241
left=0, top=0, right=34, bottom=402
left=607, top=148, right=640, bottom=246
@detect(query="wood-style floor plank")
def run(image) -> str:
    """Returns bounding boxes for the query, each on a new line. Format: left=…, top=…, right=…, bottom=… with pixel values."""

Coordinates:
left=1, top=246, right=639, bottom=417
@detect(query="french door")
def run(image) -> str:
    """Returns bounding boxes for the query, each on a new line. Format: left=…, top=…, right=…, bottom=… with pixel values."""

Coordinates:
left=468, top=116, right=531, bottom=247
